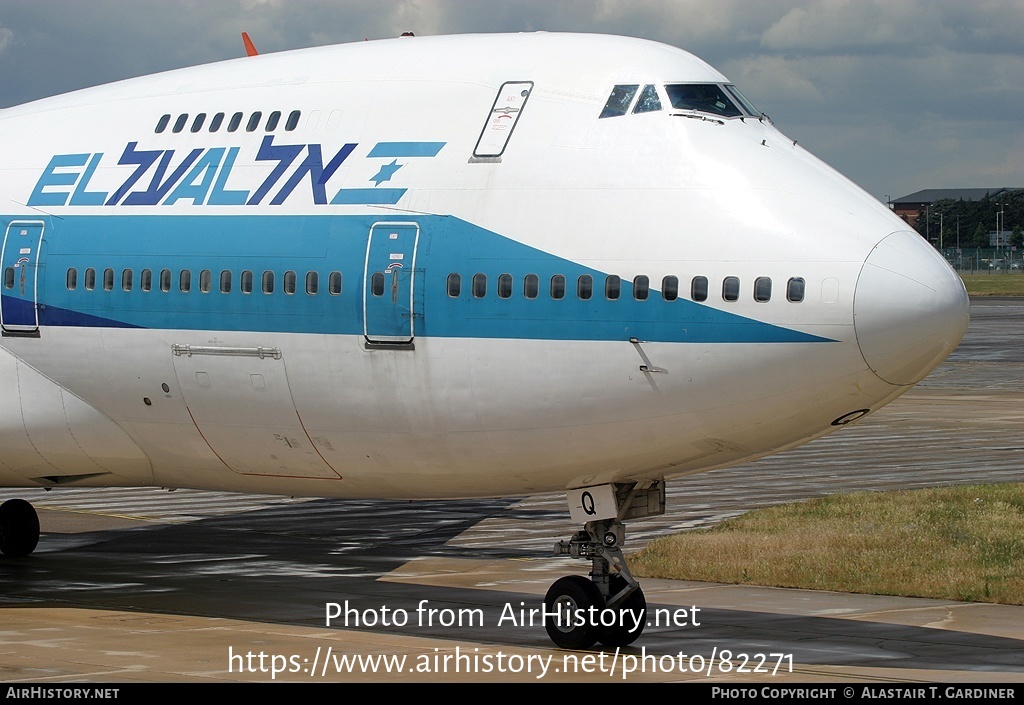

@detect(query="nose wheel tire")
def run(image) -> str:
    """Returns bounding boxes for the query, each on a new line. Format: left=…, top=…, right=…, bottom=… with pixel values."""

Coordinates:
left=544, top=575, right=605, bottom=649
left=0, top=499, right=40, bottom=558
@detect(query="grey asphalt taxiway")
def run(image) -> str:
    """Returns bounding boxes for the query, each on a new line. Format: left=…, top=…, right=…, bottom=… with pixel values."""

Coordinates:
left=1, top=298, right=1022, bottom=683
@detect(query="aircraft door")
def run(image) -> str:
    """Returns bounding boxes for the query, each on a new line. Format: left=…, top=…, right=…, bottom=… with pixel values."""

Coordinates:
left=1, top=221, right=45, bottom=336
left=473, top=81, right=533, bottom=158
left=363, top=222, right=419, bottom=344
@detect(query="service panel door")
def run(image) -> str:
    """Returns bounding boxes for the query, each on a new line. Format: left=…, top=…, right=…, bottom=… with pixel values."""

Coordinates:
left=171, top=347, right=341, bottom=479
left=363, top=222, right=419, bottom=344
left=0, top=221, right=45, bottom=334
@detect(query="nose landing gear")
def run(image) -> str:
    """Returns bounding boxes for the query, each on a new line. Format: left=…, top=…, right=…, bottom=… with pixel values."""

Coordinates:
left=544, top=481, right=663, bottom=649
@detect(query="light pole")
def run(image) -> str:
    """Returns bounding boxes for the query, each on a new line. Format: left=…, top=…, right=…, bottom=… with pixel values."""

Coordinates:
left=956, top=215, right=961, bottom=271
left=1001, top=205, right=1006, bottom=251
left=996, top=203, right=1003, bottom=252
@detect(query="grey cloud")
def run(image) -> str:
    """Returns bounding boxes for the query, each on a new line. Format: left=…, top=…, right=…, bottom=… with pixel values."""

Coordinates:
left=0, top=0, right=1021, bottom=199
left=760, top=1, right=956, bottom=55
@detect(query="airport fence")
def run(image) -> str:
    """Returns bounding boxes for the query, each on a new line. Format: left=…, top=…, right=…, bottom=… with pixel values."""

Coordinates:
left=941, top=248, right=1023, bottom=274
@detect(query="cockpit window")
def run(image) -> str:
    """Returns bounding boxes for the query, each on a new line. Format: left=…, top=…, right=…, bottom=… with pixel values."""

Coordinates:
left=724, top=85, right=761, bottom=117
left=665, top=84, right=744, bottom=118
left=599, top=84, right=639, bottom=118
left=633, top=84, right=662, bottom=114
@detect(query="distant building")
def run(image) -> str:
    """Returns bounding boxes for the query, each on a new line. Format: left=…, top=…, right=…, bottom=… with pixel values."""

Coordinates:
left=890, top=188, right=1020, bottom=228
left=989, top=230, right=1012, bottom=247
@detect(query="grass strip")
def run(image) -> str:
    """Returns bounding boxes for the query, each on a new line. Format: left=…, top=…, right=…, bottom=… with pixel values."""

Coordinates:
left=630, top=484, right=1024, bottom=604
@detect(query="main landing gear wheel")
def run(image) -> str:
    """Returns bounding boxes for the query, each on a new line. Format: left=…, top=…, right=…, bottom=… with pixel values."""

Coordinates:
left=544, top=575, right=605, bottom=649
left=599, top=575, right=646, bottom=647
left=0, top=498, right=40, bottom=558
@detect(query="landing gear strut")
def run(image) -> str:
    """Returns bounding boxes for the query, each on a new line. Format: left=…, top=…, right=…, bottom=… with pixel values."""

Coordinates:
left=544, top=482, right=663, bottom=649
left=0, top=498, right=39, bottom=558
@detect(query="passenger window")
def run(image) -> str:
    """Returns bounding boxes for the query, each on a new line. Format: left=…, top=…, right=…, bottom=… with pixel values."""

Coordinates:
left=228, top=112, right=243, bottom=132
left=141, top=269, right=152, bottom=292
left=723, top=276, right=740, bottom=301
left=371, top=272, right=385, bottom=296
left=577, top=274, right=593, bottom=300
left=209, top=113, right=225, bottom=132
left=220, top=270, right=232, bottom=293
left=691, top=276, right=708, bottom=302
left=447, top=273, right=461, bottom=297
left=524, top=274, right=539, bottom=299
left=605, top=275, right=620, bottom=300
left=246, top=112, right=263, bottom=132
left=85, top=268, right=96, bottom=291
left=633, top=275, right=649, bottom=301
left=787, top=277, right=806, bottom=303
left=284, top=270, right=296, bottom=294
left=633, top=85, right=662, bottom=114
left=180, top=269, right=192, bottom=293
left=600, top=85, right=639, bottom=118
left=191, top=113, right=206, bottom=133
left=199, top=270, right=212, bottom=293
left=662, top=275, right=678, bottom=301
left=306, top=271, right=318, bottom=295
left=329, top=271, right=342, bottom=295
left=266, top=111, right=281, bottom=131
left=160, top=269, right=171, bottom=292
left=66, top=268, right=77, bottom=290
left=754, top=277, right=772, bottom=302
left=472, top=273, right=486, bottom=298
left=3, top=267, right=12, bottom=289
left=497, top=273, right=512, bottom=299
left=286, top=110, right=301, bottom=131
left=155, top=114, right=171, bottom=134
left=550, top=274, right=565, bottom=300
left=122, top=269, right=133, bottom=292
left=262, top=270, right=274, bottom=294
left=103, top=268, right=114, bottom=291
left=241, top=270, right=253, bottom=294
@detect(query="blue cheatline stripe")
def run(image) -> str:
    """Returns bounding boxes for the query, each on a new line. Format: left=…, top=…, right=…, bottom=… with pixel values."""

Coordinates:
left=330, top=188, right=407, bottom=205
left=367, top=142, right=446, bottom=158
left=4, top=213, right=835, bottom=344
left=39, top=303, right=141, bottom=329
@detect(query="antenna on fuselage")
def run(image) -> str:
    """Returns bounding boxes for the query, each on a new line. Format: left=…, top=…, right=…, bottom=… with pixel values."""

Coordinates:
left=241, top=32, right=259, bottom=57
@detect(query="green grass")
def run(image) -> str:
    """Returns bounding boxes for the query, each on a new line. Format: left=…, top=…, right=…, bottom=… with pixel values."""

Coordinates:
left=961, top=274, right=1024, bottom=296
left=630, top=484, right=1024, bottom=604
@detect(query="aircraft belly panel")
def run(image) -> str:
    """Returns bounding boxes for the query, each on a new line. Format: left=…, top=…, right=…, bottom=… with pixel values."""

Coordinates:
left=0, top=344, right=152, bottom=485
left=171, top=349, right=341, bottom=479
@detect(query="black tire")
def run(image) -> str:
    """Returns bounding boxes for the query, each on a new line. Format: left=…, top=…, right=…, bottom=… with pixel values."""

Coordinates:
left=599, top=576, right=647, bottom=647
left=544, top=575, right=604, bottom=649
left=0, top=498, right=40, bottom=558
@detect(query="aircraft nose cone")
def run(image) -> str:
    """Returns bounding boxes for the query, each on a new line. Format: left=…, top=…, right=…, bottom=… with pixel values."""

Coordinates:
left=854, top=230, right=969, bottom=386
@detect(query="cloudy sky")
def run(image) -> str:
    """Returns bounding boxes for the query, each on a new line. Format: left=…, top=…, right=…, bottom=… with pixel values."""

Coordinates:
left=0, top=0, right=1021, bottom=202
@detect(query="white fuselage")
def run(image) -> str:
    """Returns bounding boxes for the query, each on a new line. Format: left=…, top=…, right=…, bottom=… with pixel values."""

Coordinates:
left=0, top=33, right=968, bottom=499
